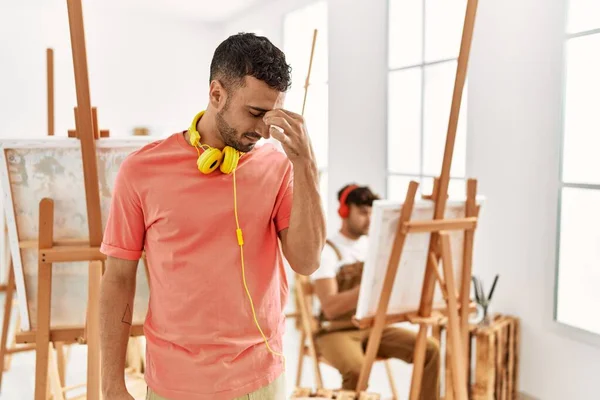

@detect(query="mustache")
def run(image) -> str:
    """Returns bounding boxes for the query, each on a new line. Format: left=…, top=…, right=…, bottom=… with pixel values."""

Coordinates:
left=243, top=132, right=262, bottom=140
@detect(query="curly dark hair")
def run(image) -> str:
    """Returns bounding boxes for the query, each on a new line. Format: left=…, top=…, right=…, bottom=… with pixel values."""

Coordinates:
left=338, top=184, right=380, bottom=208
left=209, top=32, right=292, bottom=93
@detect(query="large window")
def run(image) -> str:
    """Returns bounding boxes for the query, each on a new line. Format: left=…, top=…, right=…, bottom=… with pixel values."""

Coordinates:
left=387, top=0, right=467, bottom=200
left=555, top=0, right=600, bottom=336
left=283, top=1, right=328, bottom=214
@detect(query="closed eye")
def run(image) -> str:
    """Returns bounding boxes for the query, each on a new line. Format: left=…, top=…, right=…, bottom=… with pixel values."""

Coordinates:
left=250, top=111, right=264, bottom=118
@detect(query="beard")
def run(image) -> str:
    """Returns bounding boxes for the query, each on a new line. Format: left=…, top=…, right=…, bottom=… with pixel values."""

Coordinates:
left=348, top=222, right=369, bottom=238
left=216, top=109, right=260, bottom=153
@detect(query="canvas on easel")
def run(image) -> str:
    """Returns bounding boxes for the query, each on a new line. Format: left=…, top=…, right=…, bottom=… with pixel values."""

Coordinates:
left=355, top=196, right=483, bottom=323
left=353, top=0, right=480, bottom=399
left=0, top=137, right=153, bottom=397
left=0, top=137, right=153, bottom=332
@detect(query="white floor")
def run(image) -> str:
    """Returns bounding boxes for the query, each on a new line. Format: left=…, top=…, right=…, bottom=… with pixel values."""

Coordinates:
left=0, top=301, right=417, bottom=399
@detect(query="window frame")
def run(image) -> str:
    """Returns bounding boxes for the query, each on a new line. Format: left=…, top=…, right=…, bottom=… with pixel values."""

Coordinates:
left=552, top=7, right=600, bottom=347
left=385, top=0, right=467, bottom=199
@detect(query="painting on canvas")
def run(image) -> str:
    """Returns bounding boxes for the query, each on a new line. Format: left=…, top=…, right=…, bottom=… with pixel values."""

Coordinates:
left=355, top=197, right=483, bottom=321
left=0, top=137, right=154, bottom=331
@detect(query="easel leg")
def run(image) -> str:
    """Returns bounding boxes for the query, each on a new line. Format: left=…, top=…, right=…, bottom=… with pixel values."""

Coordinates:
left=35, top=198, right=54, bottom=400
left=384, top=360, right=399, bottom=400
left=0, top=258, right=15, bottom=387
left=86, top=260, right=102, bottom=400
left=445, top=337, right=454, bottom=400
left=440, top=233, right=468, bottom=399
left=295, top=332, right=305, bottom=387
left=48, top=343, right=66, bottom=400
left=55, top=342, right=67, bottom=387
left=5, top=312, right=21, bottom=372
left=408, top=327, right=429, bottom=400
left=460, top=179, right=477, bottom=372
left=357, top=183, right=418, bottom=393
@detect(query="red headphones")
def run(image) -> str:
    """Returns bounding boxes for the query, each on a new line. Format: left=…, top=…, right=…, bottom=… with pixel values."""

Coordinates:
left=338, top=184, right=359, bottom=218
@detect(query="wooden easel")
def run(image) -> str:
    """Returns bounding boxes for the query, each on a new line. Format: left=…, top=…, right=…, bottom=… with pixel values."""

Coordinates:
left=0, top=47, right=73, bottom=391
left=6, top=2, right=144, bottom=399
left=290, top=27, right=320, bottom=379
left=354, top=1, right=480, bottom=399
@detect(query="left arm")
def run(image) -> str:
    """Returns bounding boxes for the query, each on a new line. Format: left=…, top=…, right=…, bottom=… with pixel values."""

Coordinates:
left=264, top=109, right=326, bottom=275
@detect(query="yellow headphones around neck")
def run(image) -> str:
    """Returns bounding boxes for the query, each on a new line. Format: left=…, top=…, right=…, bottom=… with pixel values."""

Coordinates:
left=188, top=110, right=241, bottom=175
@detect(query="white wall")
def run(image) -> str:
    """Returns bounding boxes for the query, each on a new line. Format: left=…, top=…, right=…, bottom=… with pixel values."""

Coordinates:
left=222, top=0, right=315, bottom=48
left=468, top=0, right=600, bottom=398
left=0, top=1, right=222, bottom=139
left=327, top=0, right=387, bottom=230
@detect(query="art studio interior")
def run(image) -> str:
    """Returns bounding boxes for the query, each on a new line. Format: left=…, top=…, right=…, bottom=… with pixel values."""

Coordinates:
left=0, top=0, right=598, bottom=399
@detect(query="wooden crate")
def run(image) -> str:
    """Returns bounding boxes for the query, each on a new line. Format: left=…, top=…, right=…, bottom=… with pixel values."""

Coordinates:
left=291, top=387, right=381, bottom=399
left=433, top=314, right=520, bottom=400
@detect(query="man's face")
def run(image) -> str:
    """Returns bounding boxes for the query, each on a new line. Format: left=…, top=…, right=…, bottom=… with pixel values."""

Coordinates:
left=213, top=76, right=285, bottom=152
left=347, top=204, right=372, bottom=237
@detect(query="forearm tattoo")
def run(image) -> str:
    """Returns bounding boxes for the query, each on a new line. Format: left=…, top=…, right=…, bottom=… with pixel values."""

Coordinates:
left=121, top=303, right=132, bottom=326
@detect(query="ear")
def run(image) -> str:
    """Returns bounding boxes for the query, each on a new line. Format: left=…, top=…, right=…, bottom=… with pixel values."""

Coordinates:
left=209, top=80, right=229, bottom=111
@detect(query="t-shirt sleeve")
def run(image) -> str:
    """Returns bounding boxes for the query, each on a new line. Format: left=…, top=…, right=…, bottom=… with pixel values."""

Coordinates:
left=273, top=162, right=293, bottom=233
left=100, top=159, right=145, bottom=260
left=310, top=244, right=338, bottom=281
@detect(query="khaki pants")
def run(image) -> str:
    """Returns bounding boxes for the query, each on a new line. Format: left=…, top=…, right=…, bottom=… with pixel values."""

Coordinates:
left=146, top=373, right=286, bottom=400
left=316, top=327, right=440, bottom=400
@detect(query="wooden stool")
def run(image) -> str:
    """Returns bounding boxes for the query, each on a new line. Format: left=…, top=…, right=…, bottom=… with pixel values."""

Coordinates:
left=432, top=314, right=520, bottom=400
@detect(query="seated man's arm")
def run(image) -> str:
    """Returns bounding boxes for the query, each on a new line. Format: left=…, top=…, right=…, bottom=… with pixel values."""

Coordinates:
left=311, top=245, right=360, bottom=320
left=313, top=278, right=360, bottom=320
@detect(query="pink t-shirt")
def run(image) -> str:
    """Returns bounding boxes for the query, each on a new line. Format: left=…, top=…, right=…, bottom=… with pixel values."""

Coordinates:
left=100, top=131, right=293, bottom=400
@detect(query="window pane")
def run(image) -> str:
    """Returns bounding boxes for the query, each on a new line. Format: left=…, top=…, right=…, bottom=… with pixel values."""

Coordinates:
left=304, top=83, right=329, bottom=168
left=387, top=175, right=420, bottom=201
left=388, top=68, right=422, bottom=175
left=556, top=187, right=600, bottom=335
left=283, top=1, right=328, bottom=87
left=567, top=0, right=600, bottom=34
left=423, top=61, right=467, bottom=177
left=425, top=0, right=466, bottom=62
left=388, top=0, right=423, bottom=69
left=562, top=34, right=600, bottom=185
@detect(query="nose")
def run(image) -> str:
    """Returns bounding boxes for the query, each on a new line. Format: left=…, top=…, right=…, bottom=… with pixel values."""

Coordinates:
left=255, top=121, right=270, bottom=139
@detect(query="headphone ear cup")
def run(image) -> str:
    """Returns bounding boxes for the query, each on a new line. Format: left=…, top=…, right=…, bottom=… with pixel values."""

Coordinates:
left=220, top=146, right=240, bottom=174
left=197, top=148, right=223, bottom=174
left=338, top=205, right=349, bottom=218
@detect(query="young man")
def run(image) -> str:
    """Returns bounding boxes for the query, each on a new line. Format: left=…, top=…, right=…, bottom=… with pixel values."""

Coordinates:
left=99, top=33, right=326, bottom=400
left=311, top=184, right=440, bottom=400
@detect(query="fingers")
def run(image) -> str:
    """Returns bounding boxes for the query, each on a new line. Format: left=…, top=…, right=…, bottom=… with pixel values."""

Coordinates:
left=263, top=109, right=304, bottom=135
left=269, top=126, right=293, bottom=148
left=262, top=116, right=296, bottom=137
left=263, top=108, right=311, bottom=160
left=278, top=108, right=303, bottom=122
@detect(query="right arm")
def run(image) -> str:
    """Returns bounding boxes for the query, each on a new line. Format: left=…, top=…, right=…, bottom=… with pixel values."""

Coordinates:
left=98, top=157, right=145, bottom=399
left=100, top=256, right=138, bottom=398
left=313, top=278, right=360, bottom=320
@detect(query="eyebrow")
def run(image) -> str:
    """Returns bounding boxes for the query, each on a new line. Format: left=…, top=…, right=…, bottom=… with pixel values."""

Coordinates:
left=248, top=106, right=270, bottom=113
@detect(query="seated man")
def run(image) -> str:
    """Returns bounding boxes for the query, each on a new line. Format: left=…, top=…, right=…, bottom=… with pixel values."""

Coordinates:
left=311, top=184, right=440, bottom=399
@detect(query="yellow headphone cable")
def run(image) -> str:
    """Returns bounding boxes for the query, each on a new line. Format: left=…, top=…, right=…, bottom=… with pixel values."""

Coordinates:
left=232, top=169, right=286, bottom=369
